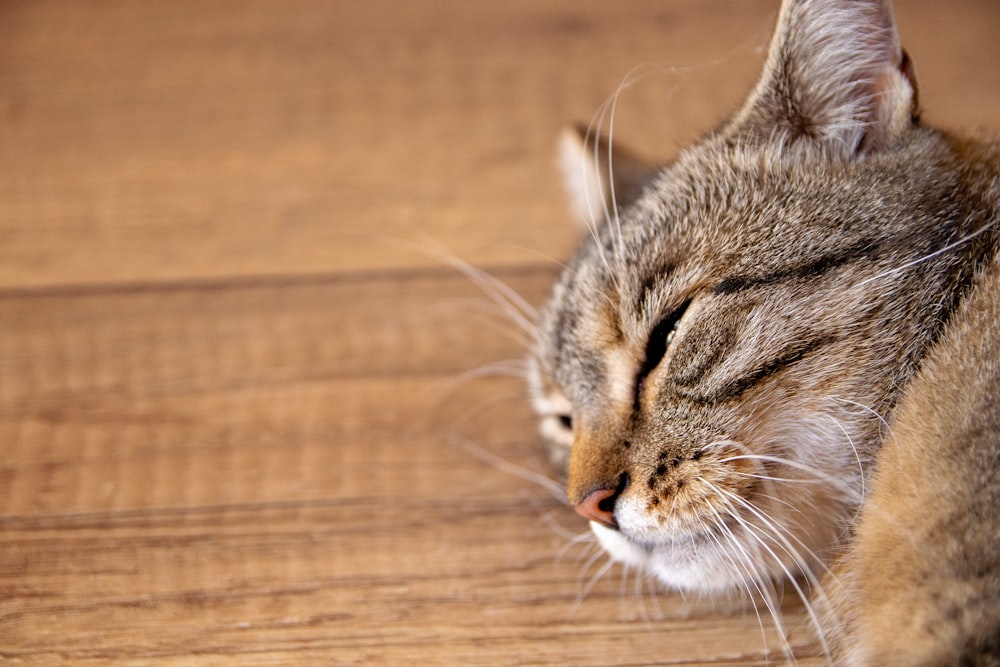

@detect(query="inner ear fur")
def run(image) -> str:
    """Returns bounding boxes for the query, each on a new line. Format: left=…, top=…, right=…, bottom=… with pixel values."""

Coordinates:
left=559, top=124, right=657, bottom=229
left=730, top=0, right=919, bottom=159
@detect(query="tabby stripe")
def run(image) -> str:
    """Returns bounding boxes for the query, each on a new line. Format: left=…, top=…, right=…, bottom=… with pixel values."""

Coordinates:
left=711, top=334, right=836, bottom=403
left=713, top=239, right=877, bottom=295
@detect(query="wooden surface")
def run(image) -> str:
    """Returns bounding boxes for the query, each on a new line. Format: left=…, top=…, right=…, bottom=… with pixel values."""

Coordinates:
left=2, top=1, right=999, bottom=665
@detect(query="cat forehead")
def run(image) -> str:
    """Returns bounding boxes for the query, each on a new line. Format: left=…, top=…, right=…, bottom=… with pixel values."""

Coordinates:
left=540, top=133, right=949, bottom=370
left=617, top=137, right=933, bottom=260
left=561, top=144, right=796, bottom=292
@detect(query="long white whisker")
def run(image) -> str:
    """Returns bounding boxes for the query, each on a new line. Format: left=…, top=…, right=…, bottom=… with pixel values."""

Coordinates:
left=578, top=102, right=617, bottom=269
left=437, top=298, right=536, bottom=349
left=586, top=103, right=614, bottom=237
left=535, top=508, right=587, bottom=543
left=601, top=63, right=662, bottom=264
left=719, top=454, right=862, bottom=500
left=740, top=518, right=834, bottom=664
left=573, top=537, right=605, bottom=567
left=708, top=508, right=791, bottom=662
left=828, top=396, right=890, bottom=433
left=707, top=482, right=832, bottom=662
left=702, top=438, right=752, bottom=454
left=643, top=570, right=665, bottom=620
left=703, top=519, right=773, bottom=661
left=456, top=438, right=566, bottom=503
left=391, top=239, right=539, bottom=334
left=620, top=562, right=646, bottom=624
left=556, top=529, right=599, bottom=563
left=713, top=483, right=831, bottom=583
left=577, top=552, right=615, bottom=606
left=604, top=65, right=648, bottom=262
left=442, top=388, right=529, bottom=433
left=445, top=360, right=532, bottom=386
left=729, top=470, right=827, bottom=485
left=856, top=215, right=997, bottom=288
left=751, top=489, right=812, bottom=517
left=824, top=413, right=866, bottom=511
left=498, top=244, right=570, bottom=271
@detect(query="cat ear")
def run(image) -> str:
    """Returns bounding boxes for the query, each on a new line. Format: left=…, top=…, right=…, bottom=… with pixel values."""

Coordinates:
left=733, top=0, right=919, bottom=158
left=558, top=124, right=655, bottom=228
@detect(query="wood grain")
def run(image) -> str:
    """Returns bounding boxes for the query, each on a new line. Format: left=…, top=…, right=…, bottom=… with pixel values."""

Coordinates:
left=2, top=1, right=999, bottom=665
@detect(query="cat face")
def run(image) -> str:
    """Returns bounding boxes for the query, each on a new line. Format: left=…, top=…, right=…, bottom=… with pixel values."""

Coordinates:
left=530, top=0, right=990, bottom=593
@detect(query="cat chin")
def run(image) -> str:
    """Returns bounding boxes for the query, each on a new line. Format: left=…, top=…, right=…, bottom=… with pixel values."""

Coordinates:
left=591, top=523, right=731, bottom=593
left=591, top=522, right=781, bottom=594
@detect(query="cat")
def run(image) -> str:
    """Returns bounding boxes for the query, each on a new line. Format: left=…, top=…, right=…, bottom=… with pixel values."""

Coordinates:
left=528, top=0, right=1000, bottom=664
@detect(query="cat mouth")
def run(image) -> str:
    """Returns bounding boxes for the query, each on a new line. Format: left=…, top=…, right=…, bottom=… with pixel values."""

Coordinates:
left=592, top=516, right=771, bottom=593
left=597, top=517, right=721, bottom=553
left=608, top=491, right=750, bottom=551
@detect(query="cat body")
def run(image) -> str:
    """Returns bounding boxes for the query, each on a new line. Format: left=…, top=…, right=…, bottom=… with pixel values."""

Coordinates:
left=530, top=0, right=1000, bottom=663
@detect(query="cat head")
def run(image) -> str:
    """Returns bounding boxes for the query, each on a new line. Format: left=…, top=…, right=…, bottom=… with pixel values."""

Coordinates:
left=530, top=0, right=985, bottom=592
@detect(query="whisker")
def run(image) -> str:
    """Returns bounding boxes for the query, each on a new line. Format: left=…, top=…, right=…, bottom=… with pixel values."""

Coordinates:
left=702, top=438, right=751, bottom=454
left=455, top=438, right=566, bottom=503
left=603, top=64, right=658, bottom=261
left=708, top=482, right=832, bottom=662
left=718, top=454, right=862, bottom=501
left=442, top=389, right=531, bottom=434
left=620, top=562, right=645, bottom=623
left=723, top=520, right=806, bottom=663
left=577, top=117, right=622, bottom=292
left=435, top=297, right=536, bottom=350
left=827, top=395, right=890, bottom=434
left=447, top=359, right=533, bottom=384
left=751, top=489, right=811, bottom=519
left=741, top=519, right=834, bottom=664
left=386, top=238, right=539, bottom=334
left=497, top=244, right=570, bottom=271
left=531, top=504, right=585, bottom=542
left=638, top=569, right=664, bottom=625
left=713, top=484, right=831, bottom=583
left=579, top=62, right=668, bottom=286
left=855, top=215, right=998, bottom=288
left=729, top=470, right=828, bottom=485
left=573, top=537, right=606, bottom=569
left=575, top=550, right=613, bottom=607
left=706, top=508, right=790, bottom=662
left=703, top=524, right=771, bottom=658
left=824, top=413, right=867, bottom=513
left=584, top=112, right=612, bottom=233
left=555, top=529, right=599, bottom=562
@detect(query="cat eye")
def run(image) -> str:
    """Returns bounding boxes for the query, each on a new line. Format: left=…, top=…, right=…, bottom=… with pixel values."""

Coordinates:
left=558, top=414, right=573, bottom=430
left=634, top=300, right=691, bottom=407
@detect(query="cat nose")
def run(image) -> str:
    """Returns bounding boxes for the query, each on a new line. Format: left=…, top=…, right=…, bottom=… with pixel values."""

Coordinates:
left=574, top=476, right=627, bottom=529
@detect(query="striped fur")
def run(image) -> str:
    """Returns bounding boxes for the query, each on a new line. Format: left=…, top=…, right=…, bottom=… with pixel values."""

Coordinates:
left=530, top=0, right=1000, bottom=663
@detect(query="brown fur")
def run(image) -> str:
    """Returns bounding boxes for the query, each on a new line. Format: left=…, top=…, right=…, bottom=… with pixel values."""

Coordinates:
left=529, top=0, right=1000, bottom=663
left=829, top=246, right=1000, bottom=665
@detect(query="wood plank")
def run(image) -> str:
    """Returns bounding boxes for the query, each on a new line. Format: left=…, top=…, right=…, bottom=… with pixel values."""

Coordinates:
left=1, top=269, right=821, bottom=664
left=0, top=268, right=550, bottom=513
left=2, top=1, right=1000, bottom=665
left=2, top=500, right=823, bottom=665
left=2, top=1, right=997, bottom=289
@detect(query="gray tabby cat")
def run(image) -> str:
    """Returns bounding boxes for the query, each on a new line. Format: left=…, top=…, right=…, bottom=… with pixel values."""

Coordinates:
left=529, top=0, right=1000, bottom=663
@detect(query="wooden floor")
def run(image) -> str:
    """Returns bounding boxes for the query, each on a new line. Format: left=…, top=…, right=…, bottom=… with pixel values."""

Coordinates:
left=2, top=2, right=999, bottom=665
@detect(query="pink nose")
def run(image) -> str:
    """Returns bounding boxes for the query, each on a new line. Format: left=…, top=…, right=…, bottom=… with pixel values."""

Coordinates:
left=574, top=487, right=619, bottom=529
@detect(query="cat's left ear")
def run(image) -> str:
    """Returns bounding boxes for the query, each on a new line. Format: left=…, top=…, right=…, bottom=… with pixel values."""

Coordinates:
left=733, top=0, right=919, bottom=158
left=558, top=125, right=656, bottom=229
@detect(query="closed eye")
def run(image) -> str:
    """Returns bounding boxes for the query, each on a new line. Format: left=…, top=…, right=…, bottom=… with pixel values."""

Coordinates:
left=634, top=299, right=691, bottom=409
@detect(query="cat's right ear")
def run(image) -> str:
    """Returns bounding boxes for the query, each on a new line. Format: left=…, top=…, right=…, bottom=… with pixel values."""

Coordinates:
left=732, top=0, right=919, bottom=159
left=558, top=124, right=654, bottom=229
